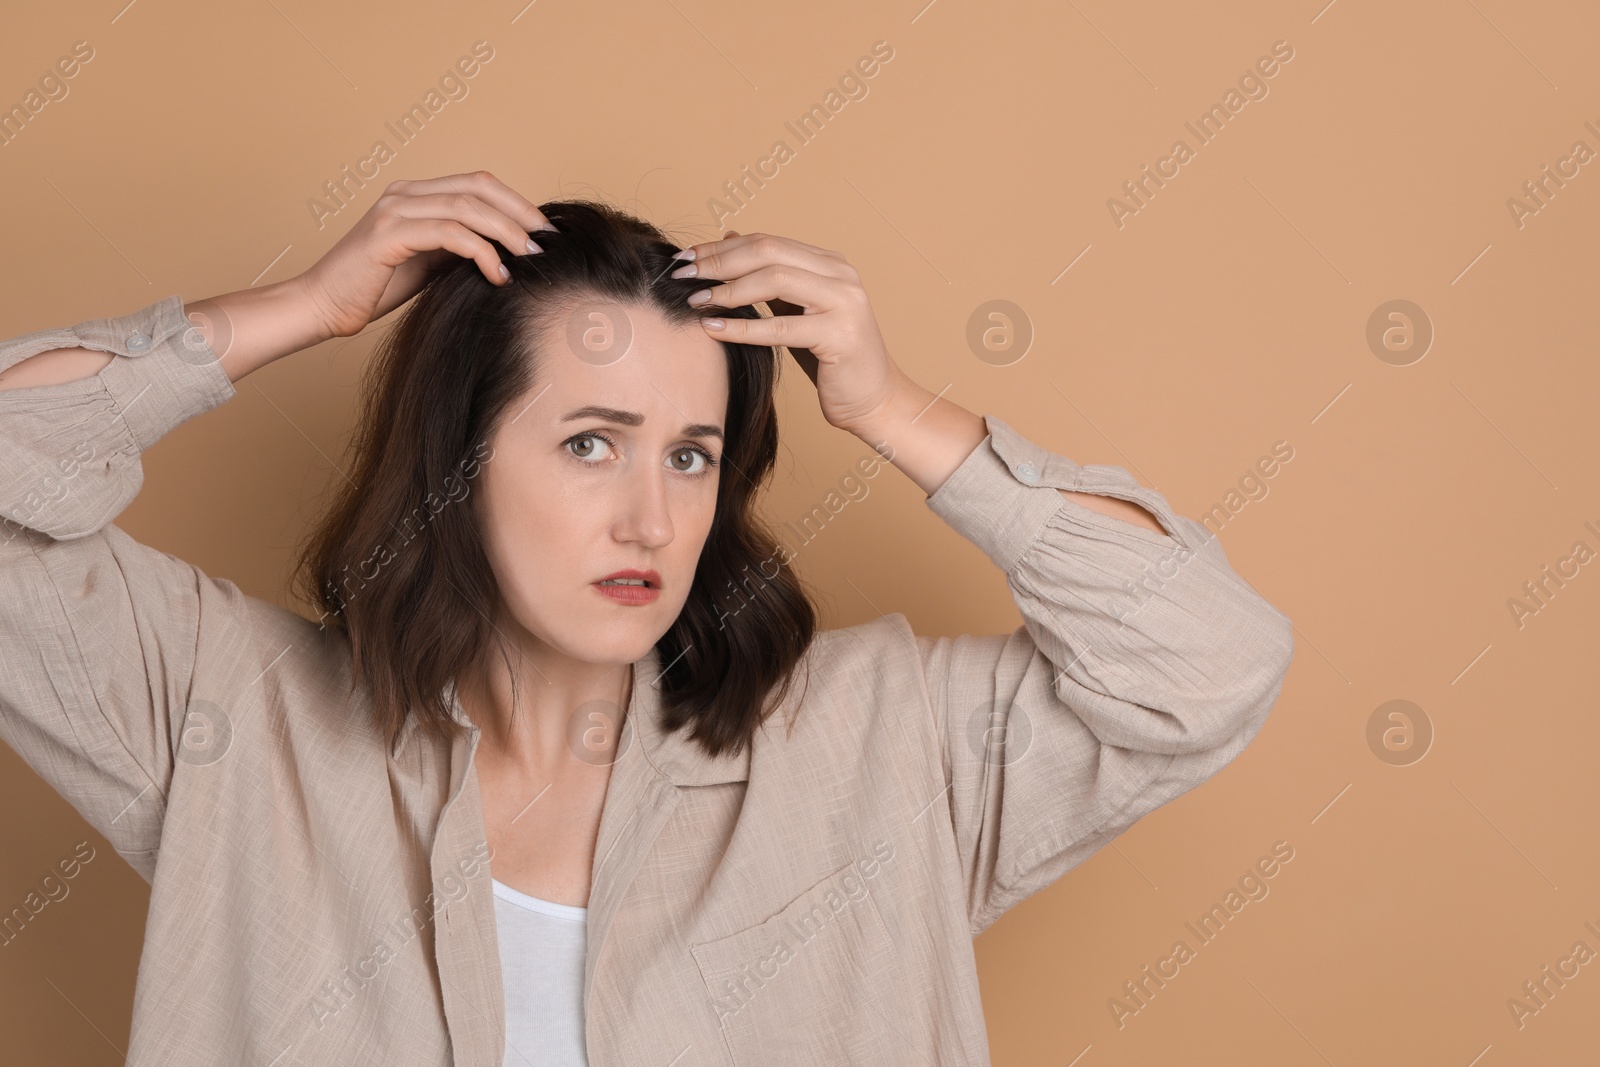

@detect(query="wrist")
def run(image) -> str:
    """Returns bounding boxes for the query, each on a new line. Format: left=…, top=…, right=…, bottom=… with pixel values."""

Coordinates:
left=842, top=372, right=930, bottom=446
left=283, top=272, right=342, bottom=345
left=844, top=376, right=988, bottom=498
left=184, top=278, right=338, bottom=385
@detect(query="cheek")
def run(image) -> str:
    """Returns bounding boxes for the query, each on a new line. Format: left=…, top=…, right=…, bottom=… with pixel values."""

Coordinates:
left=478, top=471, right=579, bottom=596
left=671, top=502, right=718, bottom=576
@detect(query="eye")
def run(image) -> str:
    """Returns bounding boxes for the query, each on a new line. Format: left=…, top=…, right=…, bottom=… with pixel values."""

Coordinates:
left=667, top=445, right=719, bottom=478
left=564, top=431, right=617, bottom=463
left=563, top=431, right=719, bottom=479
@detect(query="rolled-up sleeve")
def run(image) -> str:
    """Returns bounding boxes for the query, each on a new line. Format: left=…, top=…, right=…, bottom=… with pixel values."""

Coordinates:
left=915, top=414, right=1294, bottom=935
left=0, top=295, right=236, bottom=880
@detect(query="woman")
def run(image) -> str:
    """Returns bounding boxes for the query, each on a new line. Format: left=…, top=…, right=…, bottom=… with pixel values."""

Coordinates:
left=0, top=171, right=1294, bottom=1066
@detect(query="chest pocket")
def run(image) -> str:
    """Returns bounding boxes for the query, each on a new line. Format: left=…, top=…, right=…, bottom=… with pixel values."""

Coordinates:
left=691, top=859, right=908, bottom=1064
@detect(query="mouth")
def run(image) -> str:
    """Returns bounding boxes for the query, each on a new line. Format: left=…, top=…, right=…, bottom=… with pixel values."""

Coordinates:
left=594, top=570, right=662, bottom=606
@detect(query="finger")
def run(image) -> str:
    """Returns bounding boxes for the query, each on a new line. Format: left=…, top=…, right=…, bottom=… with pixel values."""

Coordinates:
left=714, top=230, right=845, bottom=261
left=389, top=171, right=556, bottom=234
left=700, top=308, right=831, bottom=351
left=387, top=191, right=540, bottom=259
left=439, top=171, right=558, bottom=235
left=680, top=231, right=847, bottom=271
left=732, top=230, right=844, bottom=260
left=390, top=217, right=511, bottom=286
left=680, top=234, right=856, bottom=285
left=386, top=170, right=556, bottom=235
left=749, top=290, right=822, bottom=385
left=688, top=263, right=852, bottom=315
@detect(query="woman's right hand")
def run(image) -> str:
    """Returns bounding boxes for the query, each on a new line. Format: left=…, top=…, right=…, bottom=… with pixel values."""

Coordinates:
left=294, top=171, right=553, bottom=339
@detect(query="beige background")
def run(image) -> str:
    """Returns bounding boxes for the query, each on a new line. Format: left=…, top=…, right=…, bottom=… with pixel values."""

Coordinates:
left=2, top=0, right=1597, bottom=1063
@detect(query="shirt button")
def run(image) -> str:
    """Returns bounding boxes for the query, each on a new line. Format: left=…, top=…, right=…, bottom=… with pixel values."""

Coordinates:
left=1015, top=461, right=1039, bottom=483
left=126, top=331, right=150, bottom=352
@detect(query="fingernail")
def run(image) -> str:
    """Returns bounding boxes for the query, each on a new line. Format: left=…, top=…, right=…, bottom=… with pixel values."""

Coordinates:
left=526, top=238, right=543, bottom=254
left=703, top=318, right=725, bottom=331
left=671, top=249, right=696, bottom=261
left=688, top=289, right=712, bottom=306
left=670, top=263, right=696, bottom=279
left=535, top=221, right=559, bottom=232
left=499, top=263, right=510, bottom=281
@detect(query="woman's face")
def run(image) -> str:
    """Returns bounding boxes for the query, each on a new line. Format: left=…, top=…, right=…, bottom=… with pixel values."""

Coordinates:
left=475, top=301, right=730, bottom=665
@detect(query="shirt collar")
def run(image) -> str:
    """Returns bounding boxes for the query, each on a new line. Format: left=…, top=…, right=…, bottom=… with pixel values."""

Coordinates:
left=387, top=644, right=753, bottom=787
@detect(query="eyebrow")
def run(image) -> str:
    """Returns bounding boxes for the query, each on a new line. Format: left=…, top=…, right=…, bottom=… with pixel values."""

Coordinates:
left=559, top=405, right=724, bottom=443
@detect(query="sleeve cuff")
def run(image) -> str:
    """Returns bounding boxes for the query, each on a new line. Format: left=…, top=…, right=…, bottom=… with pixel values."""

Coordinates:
left=924, top=413, right=1193, bottom=575
left=72, top=294, right=237, bottom=451
left=0, top=295, right=235, bottom=540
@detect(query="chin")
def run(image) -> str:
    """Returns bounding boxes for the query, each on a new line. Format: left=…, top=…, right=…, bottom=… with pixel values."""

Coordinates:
left=559, top=619, right=670, bottom=667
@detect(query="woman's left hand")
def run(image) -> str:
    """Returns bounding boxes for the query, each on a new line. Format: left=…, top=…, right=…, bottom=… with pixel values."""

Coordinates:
left=671, top=231, right=913, bottom=437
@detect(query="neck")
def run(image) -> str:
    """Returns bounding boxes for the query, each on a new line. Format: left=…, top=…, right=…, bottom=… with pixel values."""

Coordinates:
left=458, top=628, right=634, bottom=780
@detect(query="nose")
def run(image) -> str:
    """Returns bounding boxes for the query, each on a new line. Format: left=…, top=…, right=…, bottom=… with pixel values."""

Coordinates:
left=611, top=461, right=675, bottom=549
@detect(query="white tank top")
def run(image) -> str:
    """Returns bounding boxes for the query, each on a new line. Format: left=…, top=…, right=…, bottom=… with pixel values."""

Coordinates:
left=491, top=878, right=590, bottom=1066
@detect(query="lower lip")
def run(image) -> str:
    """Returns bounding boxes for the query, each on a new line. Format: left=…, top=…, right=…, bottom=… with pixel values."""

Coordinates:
left=593, top=582, right=660, bottom=605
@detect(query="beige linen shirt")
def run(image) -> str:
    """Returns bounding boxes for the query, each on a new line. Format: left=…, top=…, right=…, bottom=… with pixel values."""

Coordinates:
left=0, top=295, right=1294, bottom=1066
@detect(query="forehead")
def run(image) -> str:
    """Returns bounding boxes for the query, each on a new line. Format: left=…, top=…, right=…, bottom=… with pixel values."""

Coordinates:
left=527, top=300, right=730, bottom=426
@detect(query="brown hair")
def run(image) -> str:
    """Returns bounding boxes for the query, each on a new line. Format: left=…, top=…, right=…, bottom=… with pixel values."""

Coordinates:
left=292, top=199, right=818, bottom=758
